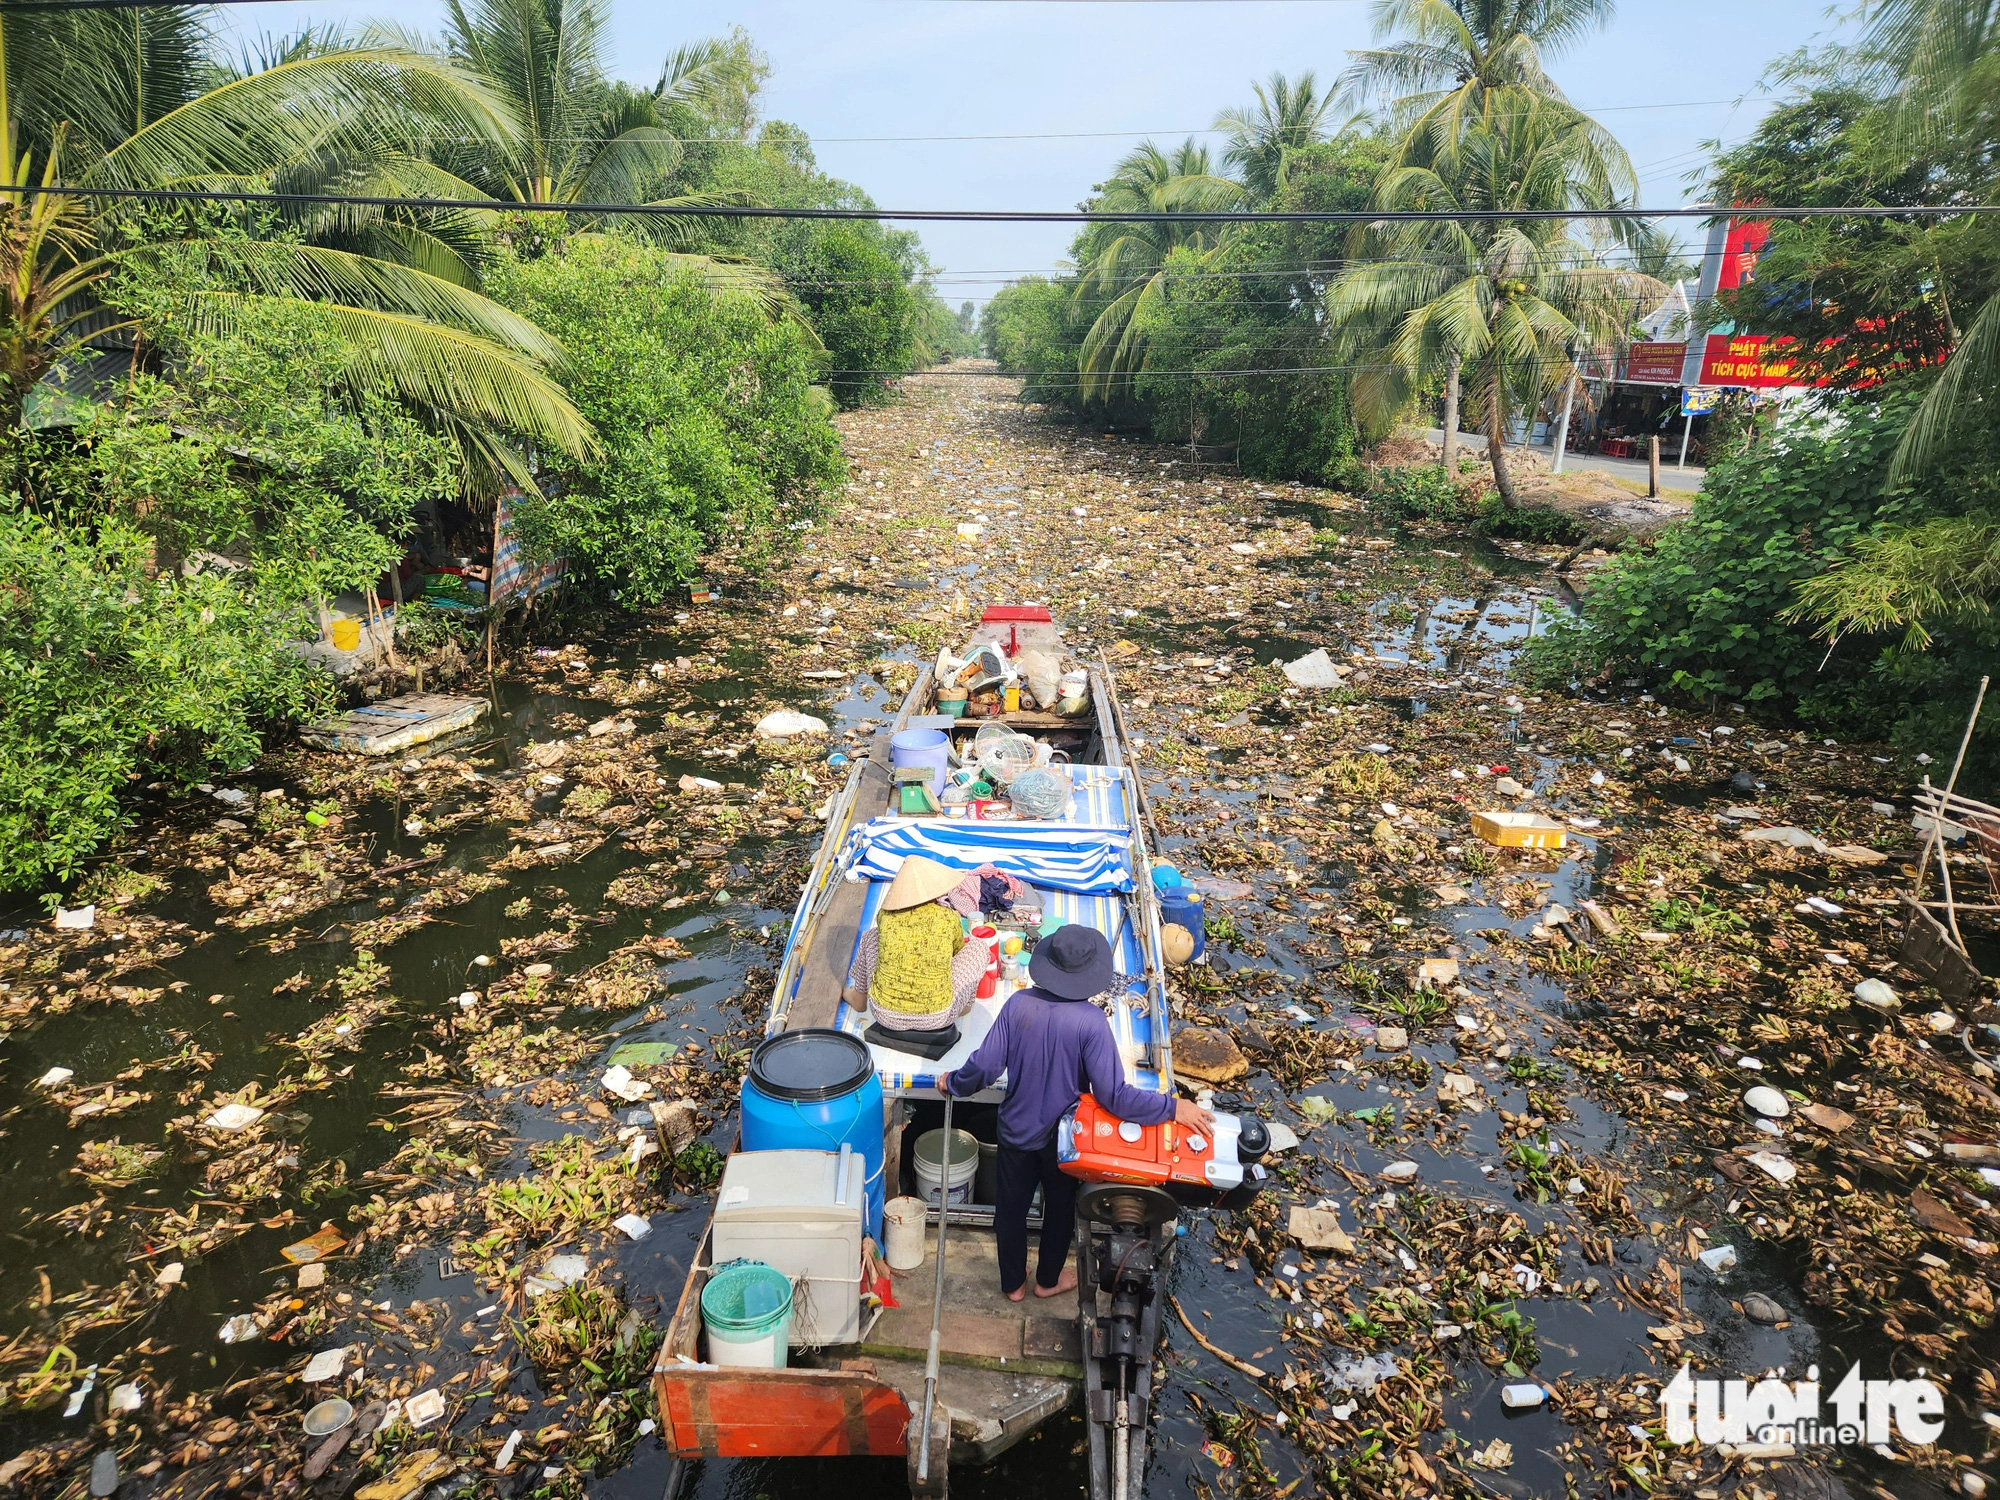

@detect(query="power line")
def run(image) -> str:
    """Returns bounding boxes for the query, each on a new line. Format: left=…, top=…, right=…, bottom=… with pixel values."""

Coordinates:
left=0, top=0, right=1376, bottom=7
left=18, top=180, right=1995, bottom=223
left=299, top=96, right=1768, bottom=150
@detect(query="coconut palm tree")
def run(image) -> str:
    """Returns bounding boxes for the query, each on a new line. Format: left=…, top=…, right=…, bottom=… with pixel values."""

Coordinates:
left=1072, top=140, right=1246, bottom=404
left=1214, top=71, right=1340, bottom=203
left=1339, top=0, right=1633, bottom=196
left=1860, top=0, right=2000, bottom=480
left=1327, top=95, right=1659, bottom=505
left=407, top=0, right=794, bottom=320
left=431, top=0, right=744, bottom=207
left=0, top=9, right=594, bottom=464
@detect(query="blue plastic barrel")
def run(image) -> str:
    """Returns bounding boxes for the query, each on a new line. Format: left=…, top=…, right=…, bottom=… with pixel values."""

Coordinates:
left=741, top=1028, right=885, bottom=1240
left=890, top=728, right=951, bottom=794
left=1158, top=888, right=1206, bottom=961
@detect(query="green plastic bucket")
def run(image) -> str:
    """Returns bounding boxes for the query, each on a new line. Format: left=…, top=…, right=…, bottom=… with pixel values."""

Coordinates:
left=701, top=1260, right=794, bottom=1368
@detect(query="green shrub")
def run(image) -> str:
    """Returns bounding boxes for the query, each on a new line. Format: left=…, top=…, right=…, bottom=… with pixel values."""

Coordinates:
left=1370, top=463, right=1472, bottom=520
left=1474, top=496, right=1588, bottom=544
left=1528, top=385, right=1999, bottom=767
left=488, top=236, right=847, bottom=605
left=0, top=508, right=329, bottom=894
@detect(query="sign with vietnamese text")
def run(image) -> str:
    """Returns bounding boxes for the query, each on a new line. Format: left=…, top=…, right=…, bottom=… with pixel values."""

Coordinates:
left=1626, top=342, right=1687, bottom=384
left=1698, top=333, right=1798, bottom=389
left=1681, top=387, right=1720, bottom=415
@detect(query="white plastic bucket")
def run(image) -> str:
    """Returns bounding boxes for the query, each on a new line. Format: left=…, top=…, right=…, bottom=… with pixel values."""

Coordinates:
left=701, top=1261, right=794, bottom=1369
left=913, top=1127, right=979, bottom=1209
left=883, top=1195, right=928, bottom=1270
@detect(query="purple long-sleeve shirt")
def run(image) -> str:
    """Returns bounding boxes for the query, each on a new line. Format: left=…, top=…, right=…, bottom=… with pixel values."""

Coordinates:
left=943, top=986, right=1174, bottom=1150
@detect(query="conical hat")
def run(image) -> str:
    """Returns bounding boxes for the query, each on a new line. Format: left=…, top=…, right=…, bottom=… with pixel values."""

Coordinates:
left=882, top=855, right=963, bottom=912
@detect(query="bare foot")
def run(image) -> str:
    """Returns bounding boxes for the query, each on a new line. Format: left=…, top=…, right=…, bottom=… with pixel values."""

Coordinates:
left=1006, top=1285, right=1027, bottom=1302
left=1032, top=1266, right=1079, bottom=1298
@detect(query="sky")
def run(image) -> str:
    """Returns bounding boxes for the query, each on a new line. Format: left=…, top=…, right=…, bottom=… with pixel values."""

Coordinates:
left=220, top=0, right=1858, bottom=311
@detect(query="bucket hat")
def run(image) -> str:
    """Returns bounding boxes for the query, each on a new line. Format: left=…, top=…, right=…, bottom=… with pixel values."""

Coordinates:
left=1028, top=924, right=1116, bottom=1000
left=882, top=855, right=963, bottom=912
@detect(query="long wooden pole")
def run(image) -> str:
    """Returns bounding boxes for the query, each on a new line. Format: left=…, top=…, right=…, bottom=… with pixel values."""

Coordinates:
left=916, top=1093, right=954, bottom=1485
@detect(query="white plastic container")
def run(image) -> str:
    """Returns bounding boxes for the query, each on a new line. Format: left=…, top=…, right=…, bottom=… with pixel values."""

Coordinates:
left=712, top=1149, right=864, bottom=1346
left=912, top=1128, right=979, bottom=1209
left=883, top=1195, right=928, bottom=1270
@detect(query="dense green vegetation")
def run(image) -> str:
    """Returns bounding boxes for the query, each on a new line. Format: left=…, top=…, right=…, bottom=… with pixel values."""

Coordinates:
left=0, top=0, right=965, bottom=893
left=3, top=277, right=470, bottom=888
left=1529, top=0, right=1999, bottom=766
left=980, top=1, right=1652, bottom=499
left=486, top=235, right=847, bottom=604
left=7, top=0, right=2000, bottom=891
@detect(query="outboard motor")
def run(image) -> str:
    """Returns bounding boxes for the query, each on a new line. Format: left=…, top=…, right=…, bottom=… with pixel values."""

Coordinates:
left=1058, top=1095, right=1270, bottom=1500
left=1055, top=1093, right=1271, bottom=1211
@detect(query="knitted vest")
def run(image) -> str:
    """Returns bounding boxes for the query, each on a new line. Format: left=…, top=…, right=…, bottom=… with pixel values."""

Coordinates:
left=868, top=903, right=961, bottom=1015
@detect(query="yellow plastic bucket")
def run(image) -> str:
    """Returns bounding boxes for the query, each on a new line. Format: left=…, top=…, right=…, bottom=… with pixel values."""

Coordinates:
left=329, top=617, right=361, bottom=652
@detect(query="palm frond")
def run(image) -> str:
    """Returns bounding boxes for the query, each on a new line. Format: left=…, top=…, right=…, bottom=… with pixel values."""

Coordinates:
left=85, top=44, right=515, bottom=193
left=177, top=291, right=596, bottom=458
left=142, top=240, right=566, bottom=361
left=1891, top=289, right=2000, bottom=481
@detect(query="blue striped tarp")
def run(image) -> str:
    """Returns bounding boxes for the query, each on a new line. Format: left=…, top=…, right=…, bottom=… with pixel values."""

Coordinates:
left=838, top=767, right=1135, bottom=895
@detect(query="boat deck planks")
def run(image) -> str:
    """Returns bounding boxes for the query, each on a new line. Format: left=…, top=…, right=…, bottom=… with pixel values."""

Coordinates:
left=300, top=693, right=487, bottom=756
left=859, top=1225, right=1081, bottom=1377
left=865, top=1355, right=1075, bottom=1464
left=785, top=743, right=894, bottom=1030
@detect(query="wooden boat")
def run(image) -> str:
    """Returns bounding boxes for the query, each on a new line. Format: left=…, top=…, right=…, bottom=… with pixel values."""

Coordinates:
left=651, top=605, right=1197, bottom=1498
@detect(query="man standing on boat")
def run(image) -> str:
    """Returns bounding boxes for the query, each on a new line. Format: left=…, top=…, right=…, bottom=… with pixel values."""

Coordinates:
left=941, top=925, right=1214, bottom=1302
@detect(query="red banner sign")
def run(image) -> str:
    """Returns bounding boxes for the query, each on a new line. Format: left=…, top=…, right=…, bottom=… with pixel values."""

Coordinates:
left=1625, top=341, right=1687, bottom=384
left=1698, top=333, right=1799, bottom=390
left=1718, top=219, right=1772, bottom=292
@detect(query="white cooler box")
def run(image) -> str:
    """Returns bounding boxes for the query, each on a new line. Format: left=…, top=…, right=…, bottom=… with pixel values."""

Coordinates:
left=712, top=1148, right=865, bottom=1347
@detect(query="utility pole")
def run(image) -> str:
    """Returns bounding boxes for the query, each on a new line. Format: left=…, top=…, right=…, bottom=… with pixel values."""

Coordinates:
left=1441, top=357, right=1460, bottom=472
left=1550, top=353, right=1578, bottom=476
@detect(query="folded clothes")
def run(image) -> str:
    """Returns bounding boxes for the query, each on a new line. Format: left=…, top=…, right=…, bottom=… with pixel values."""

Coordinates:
left=942, top=862, right=1032, bottom=918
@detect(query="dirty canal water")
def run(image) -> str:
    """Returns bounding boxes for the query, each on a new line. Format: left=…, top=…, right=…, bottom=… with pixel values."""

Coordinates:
left=3, top=368, right=1996, bottom=1500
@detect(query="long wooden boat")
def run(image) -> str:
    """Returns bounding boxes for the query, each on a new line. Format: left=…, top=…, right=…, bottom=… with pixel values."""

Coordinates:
left=651, top=605, right=1198, bottom=1498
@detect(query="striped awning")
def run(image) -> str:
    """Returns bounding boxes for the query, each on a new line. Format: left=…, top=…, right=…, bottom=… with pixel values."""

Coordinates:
left=838, top=768, right=1135, bottom=895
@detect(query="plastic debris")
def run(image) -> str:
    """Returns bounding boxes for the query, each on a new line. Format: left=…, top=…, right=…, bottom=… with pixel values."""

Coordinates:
left=600, top=1065, right=653, bottom=1101
left=301, top=1346, right=349, bottom=1383
left=1501, top=1384, right=1547, bottom=1409
left=752, top=710, right=829, bottom=739
left=217, top=1313, right=264, bottom=1343
left=1327, top=1352, right=1400, bottom=1391
left=1287, top=1208, right=1355, bottom=1254
left=1281, top=648, right=1348, bottom=689
left=1740, top=825, right=1827, bottom=852
left=1698, top=1244, right=1738, bottom=1276
left=1853, top=978, right=1901, bottom=1011
left=405, top=1388, right=445, bottom=1428
left=205, top=1103, right=265, bottom=1132
left=53, top=905, right=96, bottom=930
left=613, top=1213, right=654, bottom=1241
left=1742, top=1292, right=1788, bottom=1325
left=494, top=1431, right=524, bottom=1473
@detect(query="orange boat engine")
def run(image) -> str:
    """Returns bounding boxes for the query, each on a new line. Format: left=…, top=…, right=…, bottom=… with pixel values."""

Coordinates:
left=1055, top=1093, right=1270, bottom=1211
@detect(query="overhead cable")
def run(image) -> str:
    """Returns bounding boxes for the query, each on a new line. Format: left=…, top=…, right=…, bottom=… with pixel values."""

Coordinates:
left=11, top=181, right=1994, bottom=223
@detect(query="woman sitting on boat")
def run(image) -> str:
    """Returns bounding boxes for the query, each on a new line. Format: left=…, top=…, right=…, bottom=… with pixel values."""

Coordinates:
left=843, top=855, right=987, bottom=1033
